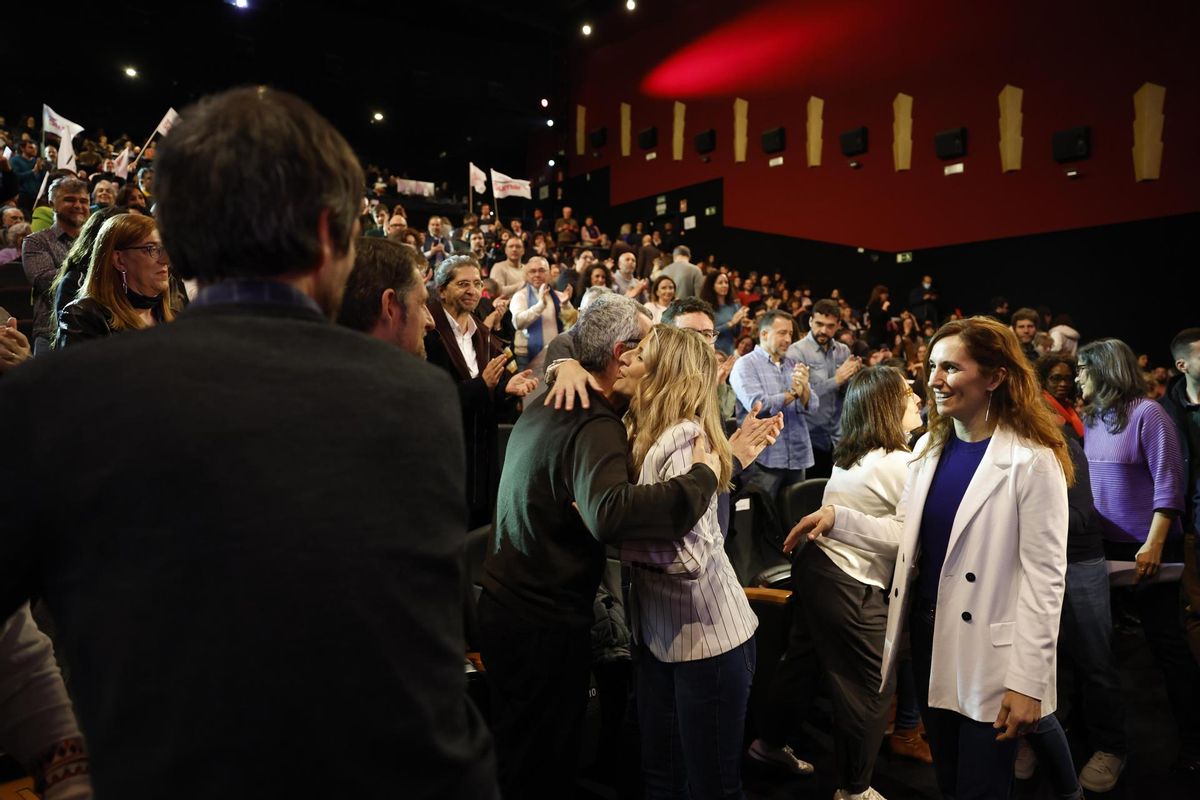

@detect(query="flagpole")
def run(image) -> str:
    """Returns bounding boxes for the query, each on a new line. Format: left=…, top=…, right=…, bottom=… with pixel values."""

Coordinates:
left=129, top=131, right=156, bottom=173
left=469, top=184, right=473, bottom=217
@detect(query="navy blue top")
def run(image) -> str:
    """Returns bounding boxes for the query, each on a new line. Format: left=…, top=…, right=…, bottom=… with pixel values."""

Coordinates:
left=917, top=432, right=990, bottom=601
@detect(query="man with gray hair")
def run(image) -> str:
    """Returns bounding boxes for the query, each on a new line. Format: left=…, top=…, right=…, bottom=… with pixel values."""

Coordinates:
left=479, top=291, right=722, bottom=798
left=20, top=176, right=89, bottom=354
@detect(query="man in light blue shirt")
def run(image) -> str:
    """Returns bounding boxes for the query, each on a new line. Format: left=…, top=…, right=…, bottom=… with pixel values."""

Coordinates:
left=786, top=298, right=862, bottom=478
left=730, top=309, right=818, bottom=499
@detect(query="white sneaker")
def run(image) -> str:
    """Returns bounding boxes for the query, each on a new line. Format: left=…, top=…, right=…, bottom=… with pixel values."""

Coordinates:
left=833, top=788, right=887, bottom=800
left=747, top=738, right=815, bottom=775
left=1078, top=750, right=1126, bottom=792
left=1014, top=737, right=1038, bottom=780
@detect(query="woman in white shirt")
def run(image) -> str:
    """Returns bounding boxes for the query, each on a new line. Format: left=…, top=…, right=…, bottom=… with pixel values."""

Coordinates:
left=752, top=366, right=922, bottom=800
left=616, top=324, right=758, bottom=800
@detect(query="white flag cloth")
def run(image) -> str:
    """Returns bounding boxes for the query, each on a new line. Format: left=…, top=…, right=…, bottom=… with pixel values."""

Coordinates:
left=490, top=169, right=531, bottom=199
left=35, top=171, right=50, bottom=203
left=42, top=104, right=85, bottom=170
left=469, top=162, right=487, bottom=194
left=155, top=107, right=180, bottom=137
left=113, top=146, right=134, bottom=179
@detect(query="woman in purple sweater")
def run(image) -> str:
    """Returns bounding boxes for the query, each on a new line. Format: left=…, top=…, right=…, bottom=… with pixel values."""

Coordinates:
left=1077, top=338, right=1200, bottom=772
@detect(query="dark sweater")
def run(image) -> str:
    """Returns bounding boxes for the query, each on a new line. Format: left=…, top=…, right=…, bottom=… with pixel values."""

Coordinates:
left=1065, top=438, right=1105, bottom=562
left=482, top=388, right=718, bottom=626
left=0, top=300, right=495, bottom=798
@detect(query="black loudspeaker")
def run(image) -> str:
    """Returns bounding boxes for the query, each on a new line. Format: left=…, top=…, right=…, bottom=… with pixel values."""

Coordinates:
left=694, top=128, right=716, bottom=155
left=934, top=127, right=968, bottom=160
left=761, top=127, right=786, bottom=154
left=638, top=126, right=658, bottom=150
left=589, top=127, right=607, bottom=149
left=839, top=127, right=868, bottom=157
left=1052, top=126, right=1091, bottom=163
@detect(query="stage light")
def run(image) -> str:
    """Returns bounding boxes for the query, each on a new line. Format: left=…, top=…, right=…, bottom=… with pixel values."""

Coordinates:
left=626, top=0, right=636, bottom=10
left=548, top=159, right=556, bottom=167
left=540, top=98, right=549, bottom=108
left=581, top=23, right=593, bottom=36
left=124, top=66, right=138, bottom=78
left=546, top=119, right=555, bottom=127
left=372, top=112, right=384, bottom=122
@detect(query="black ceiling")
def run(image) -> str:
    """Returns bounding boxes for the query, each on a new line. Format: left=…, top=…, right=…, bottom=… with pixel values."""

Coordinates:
left=5, top=0, right=611, bottom=186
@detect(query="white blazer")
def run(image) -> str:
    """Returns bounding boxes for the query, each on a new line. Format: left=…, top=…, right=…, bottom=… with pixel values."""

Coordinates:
left=824, top=426, right=1069, bottom=722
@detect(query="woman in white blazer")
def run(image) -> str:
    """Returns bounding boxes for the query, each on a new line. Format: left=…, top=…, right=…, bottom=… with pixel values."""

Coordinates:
left=785, top=317, right=1075, bottom=800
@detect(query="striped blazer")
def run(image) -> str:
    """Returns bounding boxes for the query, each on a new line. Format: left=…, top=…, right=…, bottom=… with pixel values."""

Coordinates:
left=620, top=420, right=758, bottom=662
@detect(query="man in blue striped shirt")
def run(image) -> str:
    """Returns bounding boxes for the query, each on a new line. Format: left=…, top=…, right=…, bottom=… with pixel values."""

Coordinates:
left=730, top=309, right=819, bottom=499
left=786, top=299, right=862, bottom=478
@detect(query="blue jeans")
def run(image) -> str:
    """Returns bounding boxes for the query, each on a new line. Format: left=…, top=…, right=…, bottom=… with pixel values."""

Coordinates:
left=911, top=598, right=1017, bottom=800
left=895, top=656, right=922, bottom=731
left=636, top=639, right=756, bottom=800
left=744, top=465, right=806, bottom=502
left=1025, top=715, right=1083, bottom=799
left=1055, top=556, right=1127, bottom=754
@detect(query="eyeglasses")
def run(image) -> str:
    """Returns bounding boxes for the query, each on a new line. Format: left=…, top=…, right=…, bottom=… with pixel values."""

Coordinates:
left=1046, top=374, right=1073, bottom=383
left=118, top=243, right=168, bottom=261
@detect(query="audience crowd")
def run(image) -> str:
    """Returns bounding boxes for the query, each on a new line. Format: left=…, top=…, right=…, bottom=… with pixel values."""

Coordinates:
left=1, top=95, right=1198, bottom=800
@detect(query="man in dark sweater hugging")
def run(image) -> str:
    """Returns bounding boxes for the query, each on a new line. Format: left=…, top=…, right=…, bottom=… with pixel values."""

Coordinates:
left=479, top=292, right=722, bottom=798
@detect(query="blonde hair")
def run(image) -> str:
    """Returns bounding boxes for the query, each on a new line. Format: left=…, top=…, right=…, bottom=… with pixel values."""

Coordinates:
left=626, top=325, right=733, bottom=487
left=77, top=213, right=176, bottom=332
left=925, top=316, right=1074, bottom=485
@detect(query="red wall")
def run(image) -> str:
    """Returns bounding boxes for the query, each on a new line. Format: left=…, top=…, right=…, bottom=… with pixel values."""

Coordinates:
left=566, top=0, right=1199, bottom=251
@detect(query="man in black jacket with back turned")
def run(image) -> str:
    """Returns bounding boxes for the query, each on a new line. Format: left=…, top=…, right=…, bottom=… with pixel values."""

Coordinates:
left=479, top=292, right=721, bottom=799
left=0, top=88, right=495, bottom=799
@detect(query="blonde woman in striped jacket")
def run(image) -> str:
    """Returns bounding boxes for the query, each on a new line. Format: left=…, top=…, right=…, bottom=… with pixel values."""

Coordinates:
left=617, top=324, right=759, bottom=800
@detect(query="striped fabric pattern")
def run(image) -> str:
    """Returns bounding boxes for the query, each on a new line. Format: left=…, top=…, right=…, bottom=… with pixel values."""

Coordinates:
left=620, top=420, right=758, bottom=662
left=1084, top=398, right=1184, bottom=544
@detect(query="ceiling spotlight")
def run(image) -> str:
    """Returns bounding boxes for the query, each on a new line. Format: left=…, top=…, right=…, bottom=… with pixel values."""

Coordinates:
left=581, top=23, right=593, bottom=36
left=124, top=66, right=138, bottom=78
left=548, top=159, right=556, bottom=167
left=546, top=119, right=555, bottom=127
left=626, top=0, right=637, bottom=9
left=234, top=0, right=248, bottom=7
left=372, top=111, right=384, bottom=122
left=540, top=98, right=549, bottom=108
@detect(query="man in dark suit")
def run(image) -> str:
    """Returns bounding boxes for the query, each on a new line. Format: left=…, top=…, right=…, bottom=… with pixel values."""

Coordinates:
left=0, top=87, right=496, bottom=799
left=425, top=254, right=537, bottom=528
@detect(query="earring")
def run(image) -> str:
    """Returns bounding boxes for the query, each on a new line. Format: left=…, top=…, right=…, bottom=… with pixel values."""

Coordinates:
left=985, top=390, right=993, bottom=423
left=119, top=269, right=127, bottom=292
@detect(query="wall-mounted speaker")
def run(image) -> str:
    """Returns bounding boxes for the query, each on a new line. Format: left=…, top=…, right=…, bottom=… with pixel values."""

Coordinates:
left=1052, top=126, right=1091, bottom=163
left=589, top=127, right=607, bottom=149
left=761, top=127, right=786, bottom=154
left=694, top=128, right=716, bottom=155
left=934, top=127, right=968, bottom=160
left=839, top=127, right=868, bottom=157
left=638, top=126, right=658, bottom=150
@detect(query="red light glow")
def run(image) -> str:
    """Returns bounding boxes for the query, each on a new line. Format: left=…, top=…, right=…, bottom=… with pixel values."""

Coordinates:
left=641, top=2, right=871, bottom=97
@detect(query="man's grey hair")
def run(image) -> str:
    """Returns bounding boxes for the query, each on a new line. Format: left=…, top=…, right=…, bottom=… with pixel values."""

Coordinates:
left=433, top=254, right=481, bottom=290
left=48, top=177, right=88, bottom=201
left=672, top=245, right=690, bottom=258
left=578, top=285, right=612, bottom=311
left=573, top=292, right=642, bottom=372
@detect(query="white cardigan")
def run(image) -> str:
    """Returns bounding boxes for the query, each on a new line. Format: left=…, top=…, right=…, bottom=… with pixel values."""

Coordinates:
left=824, top=426, right=1069, bottom=722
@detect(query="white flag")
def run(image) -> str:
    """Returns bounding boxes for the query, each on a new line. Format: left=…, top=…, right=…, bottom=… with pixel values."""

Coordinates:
left=155, top=107, right=180, bottom=137
left=42, top=104, right=85, bottom=170
left=2, top=146, right=10, bottom=161
left=490, top=169, right=531, bottom=199
left=113, top=145, right=134, bottom=179
left=469, top=162, right=487, bottom=194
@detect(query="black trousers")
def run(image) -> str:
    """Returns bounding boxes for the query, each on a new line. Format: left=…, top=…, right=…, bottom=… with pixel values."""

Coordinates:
left=762, top=544, right=892, bottom=793
left=808, top=446, right=834, bottom=480
left=477, top=591, right=592, bottom=800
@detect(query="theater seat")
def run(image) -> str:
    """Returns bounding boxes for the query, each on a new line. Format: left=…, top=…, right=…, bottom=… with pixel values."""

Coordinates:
left=744, top=586, right=794, bottom=745
left=775, top=478, right=828, bottom=542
